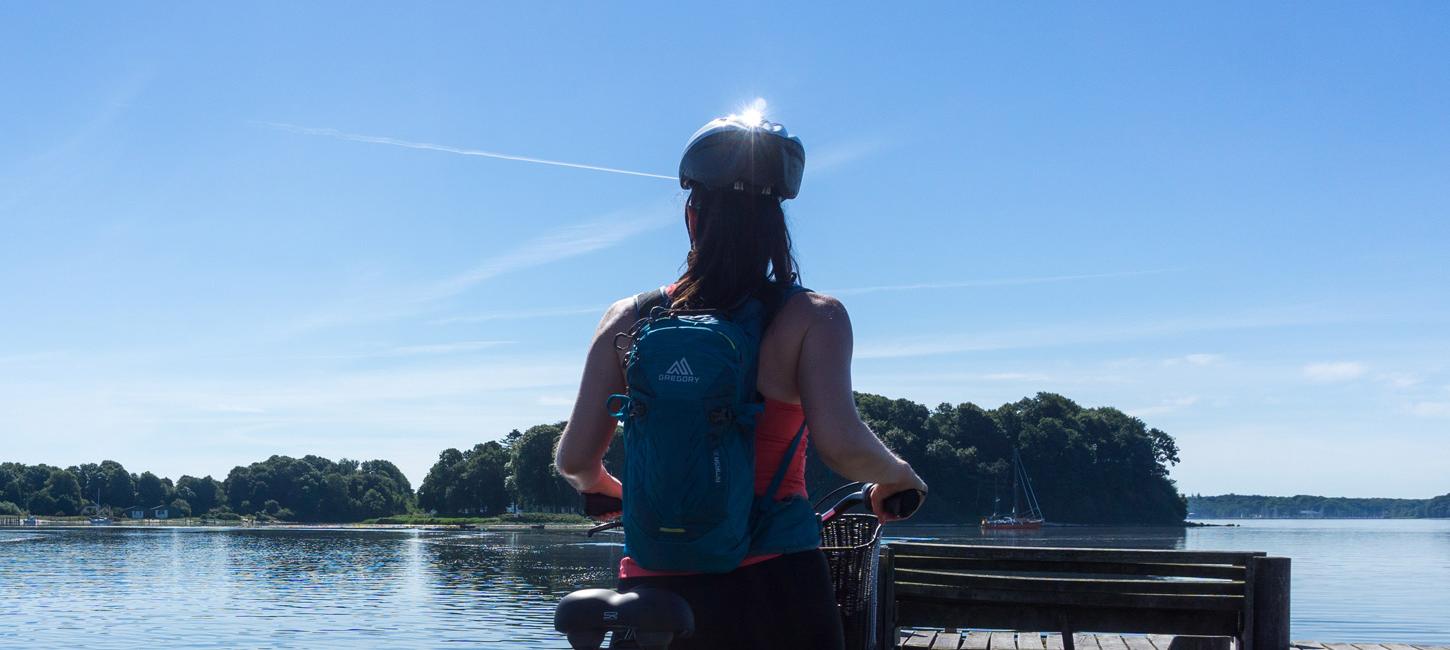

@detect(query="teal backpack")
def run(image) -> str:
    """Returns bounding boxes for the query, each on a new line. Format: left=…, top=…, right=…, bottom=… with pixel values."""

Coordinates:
left=608, top=283, right=813, bottom=573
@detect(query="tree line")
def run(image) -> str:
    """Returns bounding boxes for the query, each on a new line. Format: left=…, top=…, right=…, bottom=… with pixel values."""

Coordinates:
left=1, top=460, right=228, bottom=519
left=1188, top=493, right=1450, bottom=519
left=414, top=392, right=1189, bottom=525
left=6, top=392, right=1195, bottom=524
left=0, top=456, right=414, bottom=522
left=805, top=392, right=1188, bottom=524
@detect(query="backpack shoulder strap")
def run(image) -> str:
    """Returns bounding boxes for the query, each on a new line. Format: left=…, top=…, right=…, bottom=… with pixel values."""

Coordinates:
left=633, top=286, right=669, bottom=319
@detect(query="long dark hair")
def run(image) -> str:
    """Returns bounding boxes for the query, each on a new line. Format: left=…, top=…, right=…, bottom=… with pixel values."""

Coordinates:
left=671, top=188, right=798, bottom=309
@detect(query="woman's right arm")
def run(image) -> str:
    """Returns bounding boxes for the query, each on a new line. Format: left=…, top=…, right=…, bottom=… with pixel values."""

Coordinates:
left=796, top=294, right=927, bottom=520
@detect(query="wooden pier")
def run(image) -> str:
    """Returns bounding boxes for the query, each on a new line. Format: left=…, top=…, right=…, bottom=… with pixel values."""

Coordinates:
left=874, top=543, right=1442, bottom=650
left=898, top=633, right=1449, bottom=650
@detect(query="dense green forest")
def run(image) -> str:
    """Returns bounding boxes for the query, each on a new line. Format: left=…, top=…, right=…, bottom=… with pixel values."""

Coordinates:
left=1188, top=493, right=1450, bottom=519
left=1, top=460, right=227, bottom=519
left=8, top=392, right=1191, bottom=524
left=413, top=392, right=1189, bottom=525
left=0, top=456, right=415, bottom=522
left=222, top=456, right=415, bottom=522
left=806, top=392, right=1187, bottom=524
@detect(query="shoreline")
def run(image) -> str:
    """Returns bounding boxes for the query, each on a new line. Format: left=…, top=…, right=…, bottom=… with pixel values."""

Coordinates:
left=0, top=521, right=599, bottom=532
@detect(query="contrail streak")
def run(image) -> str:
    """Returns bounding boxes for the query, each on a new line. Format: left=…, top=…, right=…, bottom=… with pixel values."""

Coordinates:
left=257, top=121, right=676, bottom=181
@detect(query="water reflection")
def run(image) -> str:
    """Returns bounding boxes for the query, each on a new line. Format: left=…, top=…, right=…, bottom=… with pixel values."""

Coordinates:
left=0, top=522, right=1445, bottom=647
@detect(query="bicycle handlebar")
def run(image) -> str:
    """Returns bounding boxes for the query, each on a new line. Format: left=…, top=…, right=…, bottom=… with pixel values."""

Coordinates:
left=582, top=483, right=923, bottom=537
left=818, top=483, right=924, bottom=525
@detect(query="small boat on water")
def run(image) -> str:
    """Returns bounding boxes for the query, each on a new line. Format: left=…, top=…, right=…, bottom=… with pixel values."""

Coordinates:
left=89, top=517, right=113, bottom=526
left=981, top=448, right=1046, bottom=530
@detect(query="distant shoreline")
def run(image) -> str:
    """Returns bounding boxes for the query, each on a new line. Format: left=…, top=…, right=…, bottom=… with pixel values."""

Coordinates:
left=0, top=520, right=598, bottom=532
left=1188, top=493, right=1450, bottom=519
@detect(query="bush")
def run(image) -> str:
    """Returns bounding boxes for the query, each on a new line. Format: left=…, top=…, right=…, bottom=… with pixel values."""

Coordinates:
left=208, top=512, right=241, bottom=521
left=0, top=501, right=23, bottom=516
left=26, top=492, right=57, bottom=517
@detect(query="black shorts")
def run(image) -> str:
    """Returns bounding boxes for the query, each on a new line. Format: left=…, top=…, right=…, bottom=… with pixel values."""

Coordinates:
left=617, top=549, right=845, bottom=650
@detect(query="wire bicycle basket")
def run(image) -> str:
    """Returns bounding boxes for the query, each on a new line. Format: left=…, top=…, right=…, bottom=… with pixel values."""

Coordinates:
left=821, top=513, right=884, bottom=650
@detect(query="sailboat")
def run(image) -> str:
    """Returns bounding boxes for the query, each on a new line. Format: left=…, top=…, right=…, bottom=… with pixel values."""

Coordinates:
left=981, top=447, right=1045, bottom=530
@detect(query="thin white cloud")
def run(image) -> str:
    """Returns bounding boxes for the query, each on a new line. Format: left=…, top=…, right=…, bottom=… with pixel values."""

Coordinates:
left=422, top=210, right=671, bottom=302
left=1166, top=353, right=1224, bottom=367
left=856, top=308, right=1345, bottom=360
left=281, top=208, right=671, bottom=335
left=1127, top=396, right=1201, bottom=418
left=536, top=395, right=576, bottom=407
left=1, top=68, right=153, bottom=213
left=1409, top=401, right=1450, bottom=417
left=1374, top=372, right=1422, bottom=389
left=257, top=122, right=676, bottom=181
left=1302, top=361, right=1367, bottom=383
left=385, top=340, right=514, bottom=356
left=432, top=305, right=605, bottom=325
left=827, top=269, right=1179, bottom=297
left=248, top=341, right=518, bottom=360
left=809, top=137, right=890, bottom=174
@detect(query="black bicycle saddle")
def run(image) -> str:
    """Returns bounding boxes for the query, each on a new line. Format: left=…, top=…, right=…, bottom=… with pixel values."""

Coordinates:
left=554, top=587, right=695, bottom=650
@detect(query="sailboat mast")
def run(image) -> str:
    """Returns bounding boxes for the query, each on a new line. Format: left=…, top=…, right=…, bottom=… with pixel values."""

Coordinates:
left=1011, top=449, right=1022, bottom=517
left=1014, top=448, right=1044, bottom=520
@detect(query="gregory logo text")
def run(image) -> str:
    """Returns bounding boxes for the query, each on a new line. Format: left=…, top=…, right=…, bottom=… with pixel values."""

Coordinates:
left=659, top=358, right=700, bottom=383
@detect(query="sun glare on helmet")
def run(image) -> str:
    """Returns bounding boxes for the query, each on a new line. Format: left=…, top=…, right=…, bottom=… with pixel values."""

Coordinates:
left=731, top=97, right=768, bottom=127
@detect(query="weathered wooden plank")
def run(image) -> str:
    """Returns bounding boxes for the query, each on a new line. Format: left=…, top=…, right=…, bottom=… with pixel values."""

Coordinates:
left=889, top=543, right=1264, bottom=566
left=990, top=631, right=1018, bottom=650
left=1019, top=633, right=1046, bottom=650
left=1154, top=637, right=1233, bottom=650
left=1045, top=633, right=1065, bottom=650
left=894, top=568, right=1245, bottom=596
left=903, top=630, right=938, bottom=649
left=897, top=581, right=1244, bottom=611
left=893, top=555, right=1247, bottom=580
left=932, top=632, right=963, bottom=650
left=1352, top=645, right=1389, bottom=650
left=1381, top=644, right=1420, bottom=650
left=1124, top=635, right=1157, bottom=650
left=963, top=631, right=992, bottom=650
left=1291, top=643, right=1328, bottom=650
left=1099, top=635, right=1131, bottom=650
left=1074, top=634, right=1102, bottom=650
left=1410, top=646, right=1450, bottom=650
left=1323, top=643, right=1359, bottom=650
left=895, top=601, right=1241, bottom=638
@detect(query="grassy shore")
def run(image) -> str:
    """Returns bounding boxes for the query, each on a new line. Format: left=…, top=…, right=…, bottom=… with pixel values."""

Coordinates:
left=4, top=512, right=596, bottom=529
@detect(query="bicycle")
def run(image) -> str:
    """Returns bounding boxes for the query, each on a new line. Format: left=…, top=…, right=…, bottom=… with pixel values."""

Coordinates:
left=554, top=483, right=923, bottom=650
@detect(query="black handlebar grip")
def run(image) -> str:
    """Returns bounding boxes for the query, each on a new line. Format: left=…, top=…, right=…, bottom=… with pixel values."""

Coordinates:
left=881, top=489, right=924, bottom=519
left=583, top=492, right=623, bottom=517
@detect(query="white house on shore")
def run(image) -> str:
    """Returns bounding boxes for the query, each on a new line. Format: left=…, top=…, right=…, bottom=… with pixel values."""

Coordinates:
left=123, top=505, right=173, bottom=520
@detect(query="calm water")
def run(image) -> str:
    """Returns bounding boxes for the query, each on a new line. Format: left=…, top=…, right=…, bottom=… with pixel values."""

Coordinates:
left=1, top=519, right=1446, bottom=648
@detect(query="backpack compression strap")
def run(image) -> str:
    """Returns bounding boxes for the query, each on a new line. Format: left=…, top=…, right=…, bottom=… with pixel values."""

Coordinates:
left=759, top=421, right=808, bottom=503
left=633, top=287, right=669, bottom=319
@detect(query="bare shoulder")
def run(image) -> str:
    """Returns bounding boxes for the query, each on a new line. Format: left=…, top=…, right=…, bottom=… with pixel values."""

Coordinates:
left=778, top=290, right=850, bottom=328
left=594, top=296, right=637, bottom=337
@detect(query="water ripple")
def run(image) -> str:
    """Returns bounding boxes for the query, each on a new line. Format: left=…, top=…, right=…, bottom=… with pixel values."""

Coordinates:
left=0, top=522, right=1444, bottom=646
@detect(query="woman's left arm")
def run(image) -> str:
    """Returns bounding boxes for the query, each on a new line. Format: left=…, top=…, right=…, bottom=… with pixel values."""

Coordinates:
left=554, top=298, right=634, bottom=498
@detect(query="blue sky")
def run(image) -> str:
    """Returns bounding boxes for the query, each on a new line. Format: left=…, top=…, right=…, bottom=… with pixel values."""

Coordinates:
left=2, top=3, right=1447, bottom=498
